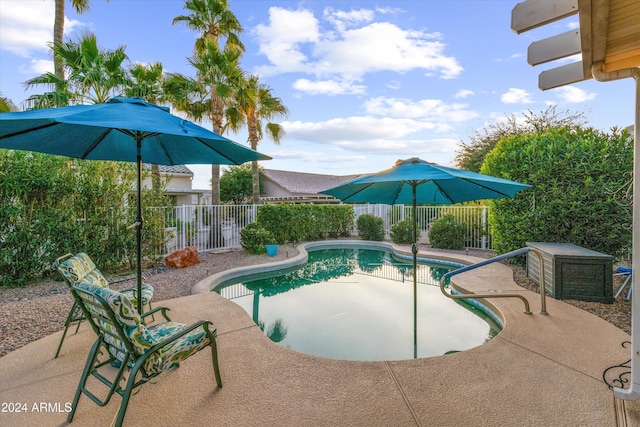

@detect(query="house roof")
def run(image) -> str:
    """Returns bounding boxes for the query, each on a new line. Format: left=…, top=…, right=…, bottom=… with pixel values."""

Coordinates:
left=142, top=164, right=193, bottom=176
left=262, top=169, right=361, bottom=195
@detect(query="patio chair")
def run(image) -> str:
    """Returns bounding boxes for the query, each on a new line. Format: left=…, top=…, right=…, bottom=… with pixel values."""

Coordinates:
left=67, top=281, right=222, bottom=427
left=614, top=266, right=633, bottom=300
left=54, top=253, right=155, bottom=358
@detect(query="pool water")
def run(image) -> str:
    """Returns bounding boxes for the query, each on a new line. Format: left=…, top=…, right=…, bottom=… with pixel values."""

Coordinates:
left=216, top=248, right=501, bottom=361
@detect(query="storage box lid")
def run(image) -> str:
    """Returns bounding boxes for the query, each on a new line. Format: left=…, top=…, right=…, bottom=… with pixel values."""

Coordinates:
left=526, top=242, right=614, bottom=259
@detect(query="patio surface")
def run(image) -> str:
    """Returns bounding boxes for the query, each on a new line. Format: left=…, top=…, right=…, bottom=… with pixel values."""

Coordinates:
left=0, top=246, right=637, bottom=426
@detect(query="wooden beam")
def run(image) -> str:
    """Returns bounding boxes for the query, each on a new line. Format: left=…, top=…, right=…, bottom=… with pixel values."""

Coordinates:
left=528, top=30, right=581, bottom=66
left=539, top=61, right=590, bottom=90
left=512, top=0, right=578, bottom=34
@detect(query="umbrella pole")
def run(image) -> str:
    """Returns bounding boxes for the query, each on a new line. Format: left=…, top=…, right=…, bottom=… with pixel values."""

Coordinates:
left=412, top=182, right=418, bottom=359
left=135, top=139, right=143, bottom=315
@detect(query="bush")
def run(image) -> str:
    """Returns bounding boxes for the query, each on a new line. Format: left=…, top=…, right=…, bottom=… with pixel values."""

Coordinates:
left=429, top=214, right=466, bottom=250
left=481, top=127, right=633, bottom=258
left=257, top=204, right=354, bottom=243
left=390, top=219, right=419, bottom=244
left=356, top=214, right=385, bottom=241
left=240, top=222, right=276, bottom=255
left=0, top=151, right=177, bottom=286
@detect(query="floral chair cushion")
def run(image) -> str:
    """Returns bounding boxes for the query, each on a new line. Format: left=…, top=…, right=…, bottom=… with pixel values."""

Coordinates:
left=57, top=253, right=153, bottom=305
left=74, top=282, right=211, bottom=374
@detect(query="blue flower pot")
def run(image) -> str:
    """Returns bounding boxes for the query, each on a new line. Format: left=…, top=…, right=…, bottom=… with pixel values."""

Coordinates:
left=265, top=244, right=279, bottom=257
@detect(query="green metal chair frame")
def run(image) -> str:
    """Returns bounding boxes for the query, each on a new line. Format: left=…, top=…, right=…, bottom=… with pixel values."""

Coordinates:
left=67, top=282, right=222, bottom=427
left=54, top=253, right=154, bottom=358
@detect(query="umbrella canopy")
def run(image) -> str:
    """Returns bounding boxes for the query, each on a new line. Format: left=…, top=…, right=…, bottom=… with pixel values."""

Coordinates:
left=320, top=157, right=531, bottom=358
left=0, top=97, right=271, bottom=313
left=321, top=157, right=530, bottom=205
left=0, top=97, right=270, bottom=166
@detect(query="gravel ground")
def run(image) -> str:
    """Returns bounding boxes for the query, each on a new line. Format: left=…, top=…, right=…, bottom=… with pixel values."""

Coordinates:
left=0, top=244, right=631, bottom=358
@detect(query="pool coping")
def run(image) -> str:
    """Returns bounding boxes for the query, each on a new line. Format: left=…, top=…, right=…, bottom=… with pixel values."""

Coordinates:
left=191, top=240, right=473, bottom=295
left=1, top=241, right=633, bottom=426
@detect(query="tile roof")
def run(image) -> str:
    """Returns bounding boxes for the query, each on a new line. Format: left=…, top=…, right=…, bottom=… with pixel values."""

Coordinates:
left=262, top=169, right=361, bottom=195
left=142, top=164, right=193, bottom=175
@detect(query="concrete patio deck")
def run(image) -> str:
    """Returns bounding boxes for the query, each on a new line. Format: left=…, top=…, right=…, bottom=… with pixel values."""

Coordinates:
left=0, top=247, right=636, bottom=426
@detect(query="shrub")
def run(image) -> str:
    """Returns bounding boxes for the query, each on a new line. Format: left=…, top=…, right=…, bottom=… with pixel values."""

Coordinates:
left=240, top=222, right=276, bottom=255
left=390, top=219, right=419, bottom=244
left=429, top=214, right=466, bottom=250
left=257, top=204, right=354, bottom=243
left=356, top=214, right=385, bottom=241
left=481, top=126, right=633, bottom=258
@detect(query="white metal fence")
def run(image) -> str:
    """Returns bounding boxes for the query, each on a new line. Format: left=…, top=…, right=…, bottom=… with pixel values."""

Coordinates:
left=158, top=204, right=491, bottom=254
left=354, top=204, right=491, bottom=250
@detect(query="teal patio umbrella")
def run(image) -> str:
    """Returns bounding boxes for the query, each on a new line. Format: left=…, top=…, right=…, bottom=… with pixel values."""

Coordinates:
left=0, top=97, right=271, bottom=313
left=320, top=158, right=530, bottom=356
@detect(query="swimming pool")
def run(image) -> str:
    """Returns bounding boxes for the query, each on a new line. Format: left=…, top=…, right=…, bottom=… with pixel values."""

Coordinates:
left=215, top=246, right=501, bottom=361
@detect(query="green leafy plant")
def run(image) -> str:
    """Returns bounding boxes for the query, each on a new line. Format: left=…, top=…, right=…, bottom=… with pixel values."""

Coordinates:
left=429, top=214, right=466, bottom=250
left=257, top=204, right=354, bottom=243
left=481, top=126, right=633, bottom=259
left=356, top=214, right=385, bottom=241
left=390, top=219, right=419, bottom=244
left=240, top=222, right=276, bottom=255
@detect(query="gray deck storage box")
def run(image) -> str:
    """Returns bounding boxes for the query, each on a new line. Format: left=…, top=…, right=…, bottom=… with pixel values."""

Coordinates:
left=526, top=242, right=614, bottom=304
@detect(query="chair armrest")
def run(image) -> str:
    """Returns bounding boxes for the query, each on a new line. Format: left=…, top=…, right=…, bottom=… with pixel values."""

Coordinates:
left=141, top=306, right=171, bottom=322
left=145, top=320, right=215, bottom=355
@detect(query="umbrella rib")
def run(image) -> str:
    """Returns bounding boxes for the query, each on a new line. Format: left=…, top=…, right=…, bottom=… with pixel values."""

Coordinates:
left=0, top=122, right=59, bottom=140
left=195, top=137, right=237, bottom=164
left=454, top=178, right=516, bottom=198
left=81, top=129, right=113, bottom=159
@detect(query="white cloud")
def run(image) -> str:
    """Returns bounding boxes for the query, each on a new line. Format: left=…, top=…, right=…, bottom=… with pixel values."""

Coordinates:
left=27, top=58, right=53, bottom=75
left=282, top=115, right=458, bottom=154
left=364, top=97, right=478, bottom=122
left=553, top=85, right=597, bottom=103
left=0, top=0, right=83, bottom=57
left=386, top=80, right=401, bottom=89
left=253, top=6, right=463, bottom=95
left=501, top=88, right=534, bottom=104
left=292, top=78, right=366, bottom=95
left=270, top=150, right=366, bottom=165
left=455, top=89, right=474, bottom=99
left=253, top=7, right=320, bottom=73
left=323, top=7, right=375, bottom=32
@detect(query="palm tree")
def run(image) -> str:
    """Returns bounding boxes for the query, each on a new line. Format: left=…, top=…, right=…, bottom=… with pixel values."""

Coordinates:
left=0, top=94, right=17, bottom=112
left=172, top=0, right=244, bottom=205
left=26, top=32, right=128, bottom=107
left=226, top=74, right=288, bottom=204
left=53, top=1, right=110, bottom=80
left=124, top=62, right=165, bottom=102
left=164, top=44, right=244, bottom=204
left=124, top=62, right=166, bottom=189
left=172, top=0, right=244, bottom=55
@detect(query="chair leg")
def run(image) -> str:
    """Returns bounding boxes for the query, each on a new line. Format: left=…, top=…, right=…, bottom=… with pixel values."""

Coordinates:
left=55, top=303, right=82, bottom=358
left=615, top=274, right=633, bottom=299
left=113, top=361, right=144, bottom=427
left=205, top=325, right=222, bottom=388
left=67, top=337, right=102, bottom=423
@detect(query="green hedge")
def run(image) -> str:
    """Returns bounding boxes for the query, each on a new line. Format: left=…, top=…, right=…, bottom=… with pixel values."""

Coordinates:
left=481, top=127, right=633, bottom=258
left=256, top=204, right=354, bottom=244
left=0, top=151, right=172, bottom=287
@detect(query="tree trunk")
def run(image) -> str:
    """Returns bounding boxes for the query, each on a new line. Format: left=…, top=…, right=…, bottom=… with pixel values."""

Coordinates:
left=251, top=160, right=260, bottom=204
left=53, top=0, right=65, bottom=80
left=248, top=116, right=261, bottom=204
left=210, top=164, right=221, bottom=204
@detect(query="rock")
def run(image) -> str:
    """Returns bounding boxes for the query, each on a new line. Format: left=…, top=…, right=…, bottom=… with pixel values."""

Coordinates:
left=164, top=246, right=200, bottom=269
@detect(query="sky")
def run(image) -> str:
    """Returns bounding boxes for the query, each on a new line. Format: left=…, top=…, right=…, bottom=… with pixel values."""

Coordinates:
left=0, top=0, right=636, bottom=190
